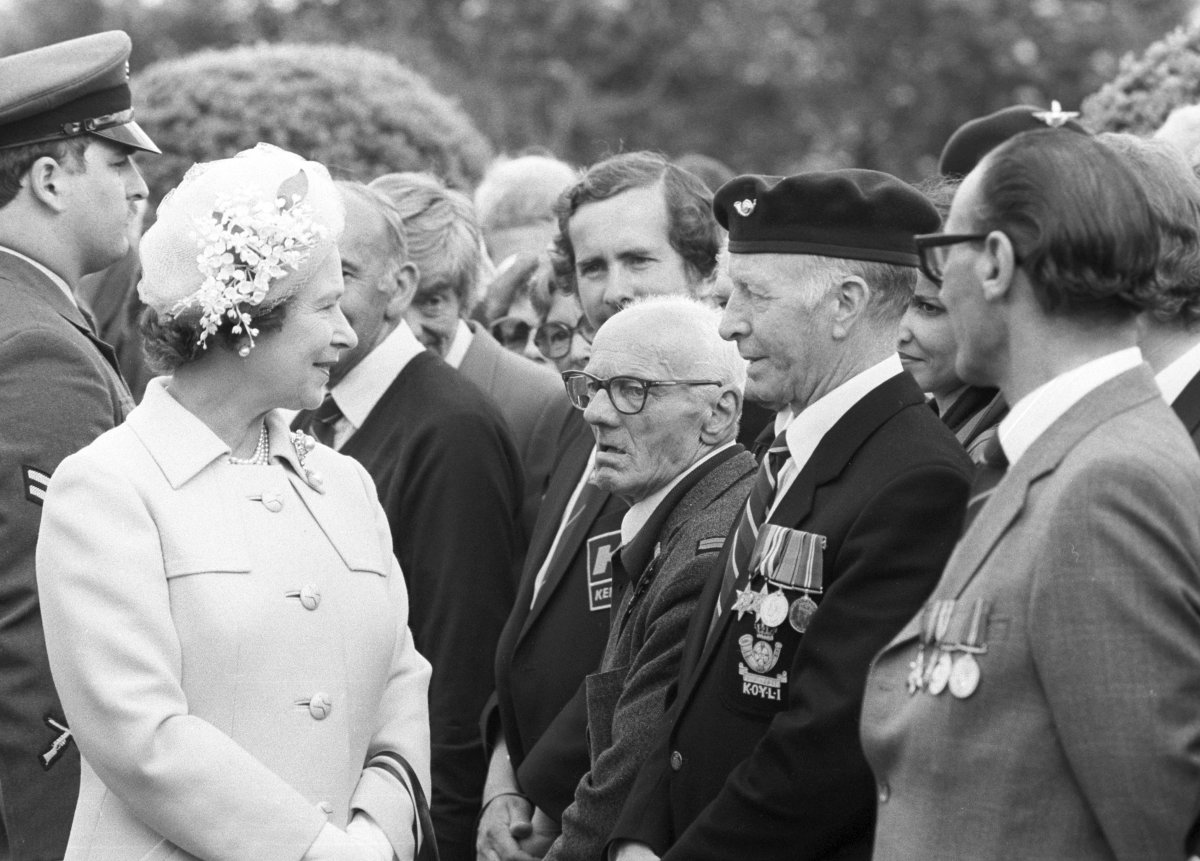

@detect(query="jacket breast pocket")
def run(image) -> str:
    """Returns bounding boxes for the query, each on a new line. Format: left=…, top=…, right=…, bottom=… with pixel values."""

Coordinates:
left=585, top=665, right=629, bottom=765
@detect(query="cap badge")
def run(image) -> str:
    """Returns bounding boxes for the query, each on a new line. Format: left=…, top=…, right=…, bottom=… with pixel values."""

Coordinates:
left=733, top=199, right=756, bottom=217
left=1032, top=100, right=1079, bottom=129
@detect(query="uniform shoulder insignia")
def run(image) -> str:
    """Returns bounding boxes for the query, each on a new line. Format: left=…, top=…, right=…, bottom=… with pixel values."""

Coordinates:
left=696, top=536, right=726, bottom=553
left=22, top=465, right=51, bottom=506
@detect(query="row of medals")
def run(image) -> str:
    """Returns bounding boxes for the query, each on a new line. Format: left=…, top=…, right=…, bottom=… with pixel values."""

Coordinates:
left=906, top=598, right=988, bottom=699
left=733, top=580, right=819, bottom=633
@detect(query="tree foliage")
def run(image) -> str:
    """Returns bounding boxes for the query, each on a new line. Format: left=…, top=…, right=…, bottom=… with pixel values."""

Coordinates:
left=1, top=0, right=1190, bottom=182
left=132, top=42, right=493, bottom=205
left=1082, top=24, right=1200, bottom=134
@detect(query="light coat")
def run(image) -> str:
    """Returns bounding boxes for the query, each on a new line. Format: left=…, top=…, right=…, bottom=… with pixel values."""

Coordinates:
left=36, top=380, right=431, bottom=861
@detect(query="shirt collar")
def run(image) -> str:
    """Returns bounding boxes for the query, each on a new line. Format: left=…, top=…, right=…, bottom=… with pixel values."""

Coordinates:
left=1154, top=339, right=1200, bottom=405
left=128, top=378, right=308, bottom=488
left=782, top=354, right=903, bottom=469
left=443, top=318, right=474, bottom=369
left=999, top=346, right=1142, bottom=466
left=330, top=320, right=426, bottom=429
left=619, top=442, right=736, bottom=546
left=0, top=244, right=76, bottom=307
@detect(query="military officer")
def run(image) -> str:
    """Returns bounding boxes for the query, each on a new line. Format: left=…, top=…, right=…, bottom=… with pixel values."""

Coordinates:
left=0, top=31, right=158, bottom=860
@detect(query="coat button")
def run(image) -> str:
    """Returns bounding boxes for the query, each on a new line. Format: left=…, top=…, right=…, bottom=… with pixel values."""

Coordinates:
left=308, top=693, right=332, bottom=720
left=318, top=800, right=334, bottom=815
left=299, top=585, right=321, bottom=611
left=261, top=491, right=284, bottom=512
left=877, top=781, right=890, bottom=803
left=669, top=750, right=683, bottom=771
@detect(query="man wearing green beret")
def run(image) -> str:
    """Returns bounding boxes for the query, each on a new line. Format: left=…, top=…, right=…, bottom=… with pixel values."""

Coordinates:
left=0, top=31, right=159, bottom=860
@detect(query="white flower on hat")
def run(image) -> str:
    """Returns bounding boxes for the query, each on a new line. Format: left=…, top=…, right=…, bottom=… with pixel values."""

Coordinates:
left=139, top=143, right=344, bottom=352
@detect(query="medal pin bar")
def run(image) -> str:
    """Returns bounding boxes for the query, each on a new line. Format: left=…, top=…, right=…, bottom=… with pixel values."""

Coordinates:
left=948, top=599, right=989, bottom=699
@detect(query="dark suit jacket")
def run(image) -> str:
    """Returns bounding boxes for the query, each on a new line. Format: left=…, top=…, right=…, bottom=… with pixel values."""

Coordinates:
left=301, top=352, right=524, bottom=861
left=541, top=447, right=756, bottom=861
left=485, top=416, right=628, bottom=817
left=609, top=372, right=972, bottom=861
left=864, top=366, right=1200, bottom=861
left=458, top=321, right=576, bottom=537
left=0, top=252, right=133, bottom=861
left=1172, top=370, right=1200, bottom=451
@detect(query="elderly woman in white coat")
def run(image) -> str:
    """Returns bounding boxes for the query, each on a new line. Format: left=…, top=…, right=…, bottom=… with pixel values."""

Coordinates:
left=35, top=144, right=432, bottom=861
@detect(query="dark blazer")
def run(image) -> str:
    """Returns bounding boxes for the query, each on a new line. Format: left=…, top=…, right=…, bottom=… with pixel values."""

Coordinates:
left=0, top=251, right=133, bottom=860
left=609, top=372, right=972, bottom=861
left=864, top=366, right=1200, bottom=861
left=485, top=415, right=628, bottom=818
left=457, top=321, right=576, bottom=536
left=541, top=447, right=756, bottom=861
left=300, top=352, right=524, bottom=861
left=1172, top=370, right=1200, bottom=450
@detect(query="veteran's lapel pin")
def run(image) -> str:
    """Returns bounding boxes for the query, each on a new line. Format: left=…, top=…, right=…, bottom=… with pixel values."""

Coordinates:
left=1032, top=100, right=1079, bottom=128
left=733, top=198, right=756, bottom=217
left=40, top=715, right=73, bottom=770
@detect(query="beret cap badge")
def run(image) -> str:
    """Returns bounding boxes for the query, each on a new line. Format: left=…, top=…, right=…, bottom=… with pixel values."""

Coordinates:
left=733, top=199, right=757, bottom=217
left=1031, top=100, right=1080, bottom=129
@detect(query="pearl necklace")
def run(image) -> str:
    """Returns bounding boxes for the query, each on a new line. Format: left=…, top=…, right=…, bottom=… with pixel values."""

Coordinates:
left=228, top=422, right=270, bottom=466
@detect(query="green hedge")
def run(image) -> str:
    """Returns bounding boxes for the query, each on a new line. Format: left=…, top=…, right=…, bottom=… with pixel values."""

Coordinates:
left=133, top=42, right=492, bottom=205
left=1083, top=25, right=1200, bottom=134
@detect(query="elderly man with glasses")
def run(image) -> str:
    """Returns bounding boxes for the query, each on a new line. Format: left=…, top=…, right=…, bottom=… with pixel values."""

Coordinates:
left=510, top=295, right=757, bottom=861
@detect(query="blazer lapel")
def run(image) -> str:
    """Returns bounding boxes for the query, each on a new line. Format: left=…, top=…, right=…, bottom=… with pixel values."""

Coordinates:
left=936, top=366, right=1162, bottom=602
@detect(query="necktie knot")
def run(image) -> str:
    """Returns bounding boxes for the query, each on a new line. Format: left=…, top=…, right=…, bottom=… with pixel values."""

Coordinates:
left=309, top=393, right=343, bottom=448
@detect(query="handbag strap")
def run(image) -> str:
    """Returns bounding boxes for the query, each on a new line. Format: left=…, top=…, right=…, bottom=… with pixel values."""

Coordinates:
left=367, top=750, right=439, bottom=861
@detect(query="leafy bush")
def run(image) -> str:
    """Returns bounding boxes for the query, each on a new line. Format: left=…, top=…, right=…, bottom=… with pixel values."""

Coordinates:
left=133, top=42, right=493, bottom=205
left=1083, top=25, right=1200, bottom=134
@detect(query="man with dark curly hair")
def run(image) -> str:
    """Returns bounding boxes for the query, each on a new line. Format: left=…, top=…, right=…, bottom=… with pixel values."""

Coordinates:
left=0, top=31, right=158, bottom=861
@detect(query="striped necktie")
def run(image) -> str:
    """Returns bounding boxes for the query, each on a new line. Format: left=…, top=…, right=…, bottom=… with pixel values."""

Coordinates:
left=960, top=434, right=1008, bottom=535
left=712, top=431, right=790, bottom=625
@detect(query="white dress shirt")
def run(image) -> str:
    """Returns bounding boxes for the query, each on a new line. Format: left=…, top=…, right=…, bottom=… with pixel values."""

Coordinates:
left=443, top=318, right=474, bottom=370
left=998, top=347, right=1142, bottom=466
left=771, top=354, right=904, bottom=514
left=531, top=446, right=598, bottom=607
left=327, top=320, right=426, bottom=449
left=1155, top=340, right=1200, bottom=406
left=0, top=244, right=76, bottom=307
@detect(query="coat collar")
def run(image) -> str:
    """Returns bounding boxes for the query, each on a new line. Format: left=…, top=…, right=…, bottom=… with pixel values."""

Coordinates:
left=618, top=445, right=747, bottom=584
left=128, top=378, right=308, bottom=489
left=769, top=372, right=927, bottom=528
left=936, top=364, right=1162, bottom=601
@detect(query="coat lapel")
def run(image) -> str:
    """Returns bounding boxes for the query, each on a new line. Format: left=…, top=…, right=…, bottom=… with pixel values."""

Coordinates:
left=1171, top=369, right=1200, bottom=439
left=935, top=366, right=1162, bottom=602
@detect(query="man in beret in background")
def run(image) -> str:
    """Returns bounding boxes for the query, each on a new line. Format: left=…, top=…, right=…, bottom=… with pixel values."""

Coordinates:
left=608, top=170, right=972, bottom=861
left=0, top=31, right=158, bottom=860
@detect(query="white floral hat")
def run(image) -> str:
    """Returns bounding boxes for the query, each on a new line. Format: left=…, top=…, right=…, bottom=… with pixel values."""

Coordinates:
left=139, top=143, right=344, bottom=350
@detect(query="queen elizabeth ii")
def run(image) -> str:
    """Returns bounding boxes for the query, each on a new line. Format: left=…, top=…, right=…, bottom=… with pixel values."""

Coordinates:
left=35, top=144, right=432, bottom=861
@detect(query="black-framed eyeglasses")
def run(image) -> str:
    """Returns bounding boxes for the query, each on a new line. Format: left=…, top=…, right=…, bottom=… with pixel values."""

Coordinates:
left=535, top=315, right=596, bottom=360
left=914, top=233, right=989, bottom=285
left=561, top=370, right=722, bottom=415
left=489, top=316, right=533, bottom=350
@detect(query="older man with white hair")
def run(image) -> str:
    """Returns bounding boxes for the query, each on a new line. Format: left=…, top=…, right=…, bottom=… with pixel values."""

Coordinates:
left=515, top=296, right=757, bottom=861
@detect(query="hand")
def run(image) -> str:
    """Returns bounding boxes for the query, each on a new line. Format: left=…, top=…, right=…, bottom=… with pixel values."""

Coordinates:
left=515, top=807, right=560, bottom=859
left=610, top=840, right=661, bottom=861
left=476, top=793, right=540, bottom=861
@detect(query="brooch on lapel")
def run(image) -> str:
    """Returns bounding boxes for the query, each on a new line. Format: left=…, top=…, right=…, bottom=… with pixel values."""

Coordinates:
left=290, top=430, right=325, bottom=493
